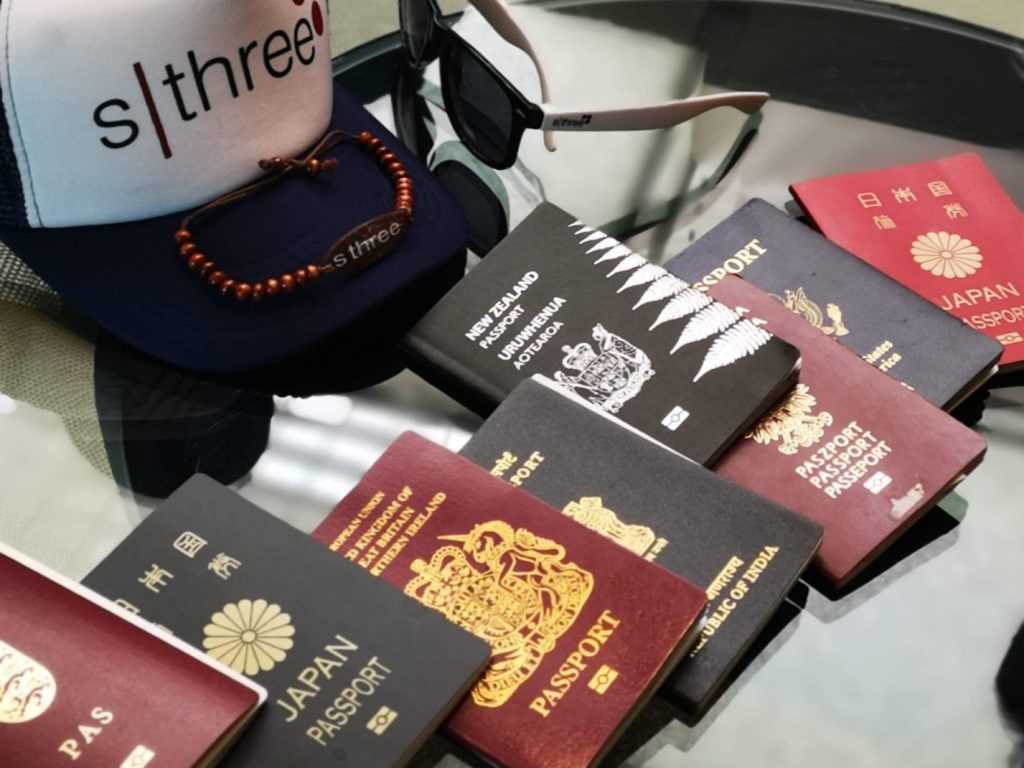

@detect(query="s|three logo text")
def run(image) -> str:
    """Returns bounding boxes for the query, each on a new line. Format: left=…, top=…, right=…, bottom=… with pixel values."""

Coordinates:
left=93, top=0, right=327, bottom=159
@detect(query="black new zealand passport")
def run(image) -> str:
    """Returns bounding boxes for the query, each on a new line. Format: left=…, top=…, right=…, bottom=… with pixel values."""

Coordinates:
left=405, top=202, right=801, bottom=466
left=82, top=475, right=489, bottom=768
left=665, top=199, right=1001, bottom=408
left=459, top=377, right=823, bottom=715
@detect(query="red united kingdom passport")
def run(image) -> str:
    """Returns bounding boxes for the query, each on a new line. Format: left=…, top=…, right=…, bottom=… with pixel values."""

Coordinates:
left=0, top=543, right=264, bottom=767
left=791, top=152, right=1024, bottom=371
left=708, top=277, right=987, bottom=587
left=312, top=432, right=708, bottom=768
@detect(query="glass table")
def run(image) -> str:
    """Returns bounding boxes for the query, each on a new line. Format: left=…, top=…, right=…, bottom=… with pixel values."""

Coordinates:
left=1, top=2, right=1022, bottom=766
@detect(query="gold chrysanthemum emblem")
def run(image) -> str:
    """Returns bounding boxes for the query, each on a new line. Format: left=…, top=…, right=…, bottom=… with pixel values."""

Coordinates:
left=203, top=599, right=295, bottom=676
left=911, top=231, right=982, bottom=279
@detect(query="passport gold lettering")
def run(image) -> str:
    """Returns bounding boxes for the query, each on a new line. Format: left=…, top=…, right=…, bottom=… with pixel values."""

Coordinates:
left=938, top=282, right=1018, bottom=310
left=275, top=635, right=358, bottom=723
left=306, top=657, right=393, bottom=746
left=490, top=452, right=518, bottom=478
left=793, top=421, right=893, bottom=498
left=57, top=708, right=114, bottom=761
left=528, top=611, right=620, bottom=718
left=509, top=452, right=545, bottom=486
left=692, top=239, right=767, bottom=292
left=741, top=546, right=779, bottom=584
left=706, top=556, right=744, bottom=600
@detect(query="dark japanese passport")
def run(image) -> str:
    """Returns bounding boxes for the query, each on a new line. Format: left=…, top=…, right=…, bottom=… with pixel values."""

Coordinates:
left=82, top=475, right=489, bottom=768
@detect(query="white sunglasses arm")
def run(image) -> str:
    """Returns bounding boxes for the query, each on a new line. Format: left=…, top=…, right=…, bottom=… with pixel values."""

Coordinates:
left=539, top=91, right=771, bottom=133
left=467, top=0, right=558, bottom=151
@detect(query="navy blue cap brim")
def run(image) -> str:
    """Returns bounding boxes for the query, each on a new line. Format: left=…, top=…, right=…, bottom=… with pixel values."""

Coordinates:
left=0, top=81, right=468, bottom=373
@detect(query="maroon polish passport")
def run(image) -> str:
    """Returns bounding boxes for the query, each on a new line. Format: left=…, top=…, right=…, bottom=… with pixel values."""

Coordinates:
left=312, top=432, right=708, bottom=768
left=708, top=277, right=987, bottom=587
left=1, top=543, right=265, bottom=768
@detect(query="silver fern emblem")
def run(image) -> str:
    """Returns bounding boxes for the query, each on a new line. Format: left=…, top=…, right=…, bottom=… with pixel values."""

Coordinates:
left=617, top=263, right=668, bottom=293
left=671, top=302, right=739, bottom=353
left=580, top=230, right=608, bottom=244
left=693, top=319, right=772, bottom=381
left=586, top=237, right=621, bottom=254
left=607, top=253, right=647, bottom=277
left=593, top=243, right=633, bottom=265
left=634, top=275, right=686, bottom=309
left=649, top=289, right=712, bottom=330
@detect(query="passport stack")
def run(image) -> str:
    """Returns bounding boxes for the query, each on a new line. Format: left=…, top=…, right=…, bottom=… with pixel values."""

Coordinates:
left=83, top=476, right=490, bottom=768
left=314, top=433, right=709, bottom=768
left=665, top=198, right=1001, bottom=409
left=459, top=376, right=823, bottom=716
left=404, top=202, right=801, bottom=467
left=707, top=277, right=987, bottom=586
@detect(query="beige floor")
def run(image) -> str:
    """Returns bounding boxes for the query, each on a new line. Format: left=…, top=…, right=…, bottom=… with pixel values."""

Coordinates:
left=332, top=0, right=1023, bottom=53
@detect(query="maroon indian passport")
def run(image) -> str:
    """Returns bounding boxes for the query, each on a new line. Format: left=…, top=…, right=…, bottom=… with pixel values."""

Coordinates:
left=312, top=432, right=708, bottom=768
left=708, top=276, right=987, bottom=586
left=1, top=544, right=264, bottom=768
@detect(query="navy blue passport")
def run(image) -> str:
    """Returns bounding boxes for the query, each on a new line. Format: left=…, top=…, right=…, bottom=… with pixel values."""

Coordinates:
left=82, top=475, right=489, bottom=768
left=665, top=199, right=1000, bottom=408
left=459, top=377, right=822, bottom=715
left=404, top=202, right=800, bottom=467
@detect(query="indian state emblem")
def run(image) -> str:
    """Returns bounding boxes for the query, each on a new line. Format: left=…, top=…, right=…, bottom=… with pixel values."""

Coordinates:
left=746, top=383, right=834, bottom=455
left=562, top=497, right=667, bottom=561
left=772, top=287, right=849, bottom=337
left=0, top=640, right=57, bottom=724
left=405, top=521, right=594, bottom=708
left=553, top=324, right=654, bottom=413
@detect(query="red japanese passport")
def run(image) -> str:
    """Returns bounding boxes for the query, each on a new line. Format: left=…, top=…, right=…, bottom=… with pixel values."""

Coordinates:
left=791, top=152, right=1024, bottom=371
left=312, top=432, right=708, bottom=768
left=708, top=277, right=987, bottom=587
left=0, top=542, right=265, bottom=768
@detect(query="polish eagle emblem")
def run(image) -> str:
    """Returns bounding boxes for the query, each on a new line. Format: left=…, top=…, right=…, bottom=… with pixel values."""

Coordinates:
left=746, top=383, right=834, bottom=455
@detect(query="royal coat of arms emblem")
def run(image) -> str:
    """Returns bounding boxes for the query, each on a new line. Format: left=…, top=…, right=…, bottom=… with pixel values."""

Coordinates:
left=405, top=521, right=593, bottom=708
left=553, top=324, right=654, bottom=413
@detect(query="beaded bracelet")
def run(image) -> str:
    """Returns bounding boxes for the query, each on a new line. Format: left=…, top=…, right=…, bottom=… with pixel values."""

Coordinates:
left=174, top=129, right=414, bottom=303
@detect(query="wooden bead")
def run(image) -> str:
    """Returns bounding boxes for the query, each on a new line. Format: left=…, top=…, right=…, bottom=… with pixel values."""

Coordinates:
left=357, top=131, right=373, bottom=144
left=220, top=279, right=237, bottom=295
left=387, top=162, right=403, bottom=176
left=307, top=265, right=321, bottom=281
left=179, top=242, right=198, bottom=257
left=174, top=229, right=192, bottom=244
left=306, top=159, right=321, bottom=175
left=295, top=269, right=308, bottom=285
left=207, top=270, right=226, bottom=286
left=379, top=151, right=397, bottom=166
left=188, top=253, right=207, bottom=270
left=280, top=274, right=295, bottom=292
left=200, top=261, right=217, bottom=277
left=265, top=279, right=280, bottom=297
left=252, top=284, right=265, bottom=303
left=235, top=283, right=252, bottom=302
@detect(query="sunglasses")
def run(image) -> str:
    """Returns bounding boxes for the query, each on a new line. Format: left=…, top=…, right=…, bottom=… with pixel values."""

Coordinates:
left=398, top=0, right=770, bottom=169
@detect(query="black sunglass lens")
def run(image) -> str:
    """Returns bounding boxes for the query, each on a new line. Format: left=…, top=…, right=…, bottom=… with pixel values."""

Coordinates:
left=400, top=0, right=433, bottom=64
left=434, top=160, right=508, bottom=255
left=448, top=45, right=515, bottom=167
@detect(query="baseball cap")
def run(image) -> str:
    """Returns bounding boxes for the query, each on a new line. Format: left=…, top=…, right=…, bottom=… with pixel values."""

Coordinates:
left=0, top=0, right=468, bottom=373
